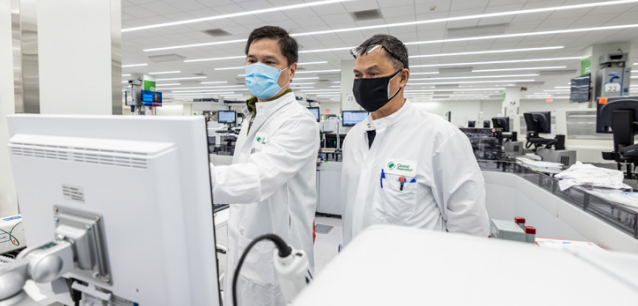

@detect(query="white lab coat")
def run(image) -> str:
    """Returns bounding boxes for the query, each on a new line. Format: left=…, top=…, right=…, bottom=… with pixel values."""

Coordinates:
left=211, top=92, right=319, bottom=306
left=341, top=100, right=489, bottom=245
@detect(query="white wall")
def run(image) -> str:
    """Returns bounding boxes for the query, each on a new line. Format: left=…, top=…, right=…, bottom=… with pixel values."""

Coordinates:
left=321, top=102, right=341, bottom=116
left=0, top=0, right=17, bottom=217
left=155, top=105, right=184, bottom=116
left=37, top=0, right=116, bottom=115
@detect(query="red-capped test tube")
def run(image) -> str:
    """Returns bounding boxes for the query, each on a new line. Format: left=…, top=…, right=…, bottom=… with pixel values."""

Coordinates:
left=524, top=226, right=536, bottom=244
left=515, top=217, right=526, bottom=230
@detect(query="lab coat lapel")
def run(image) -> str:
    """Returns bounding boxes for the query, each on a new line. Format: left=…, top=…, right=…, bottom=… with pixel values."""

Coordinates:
left=241, top=93, right=295, bottom=154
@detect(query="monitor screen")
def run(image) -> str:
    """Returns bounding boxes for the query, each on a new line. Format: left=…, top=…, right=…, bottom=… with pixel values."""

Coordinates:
left=492, top=117, right=510, bottom=132
left=342, top=111, right=369, bottom=126
left=570, top=73, right=591, bottom=103
left=141, top=90, right=162, bottom=106
left=218, top=111, right=236, bottom=124
left=307, top=107, right=320, bottom=122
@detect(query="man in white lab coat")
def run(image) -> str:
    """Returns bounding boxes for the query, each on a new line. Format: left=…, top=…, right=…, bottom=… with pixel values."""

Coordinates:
left=211, top=26, right=319, bottom=306
left=341, top=34, right=489, bottom=245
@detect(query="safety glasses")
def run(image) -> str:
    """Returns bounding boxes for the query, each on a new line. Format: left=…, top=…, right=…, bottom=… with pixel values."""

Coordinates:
left=350, top=44, right=408, bottom=69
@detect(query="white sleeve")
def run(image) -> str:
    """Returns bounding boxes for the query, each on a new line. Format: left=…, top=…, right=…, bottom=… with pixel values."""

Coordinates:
left=431, top=132, right=490, bottom=237
left=211, top=116, right=318, bottom=204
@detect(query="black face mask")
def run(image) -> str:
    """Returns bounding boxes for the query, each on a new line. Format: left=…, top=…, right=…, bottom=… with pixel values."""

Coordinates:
left=352, top=70, right=403, bottom=112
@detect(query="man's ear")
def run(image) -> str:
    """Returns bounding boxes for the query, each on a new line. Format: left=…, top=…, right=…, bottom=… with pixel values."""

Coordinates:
left=400, top=68, right=410, bottom=85
left=288, top=62, right=298, bottom=81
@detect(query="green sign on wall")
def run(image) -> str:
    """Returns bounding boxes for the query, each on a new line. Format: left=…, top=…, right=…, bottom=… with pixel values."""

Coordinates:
left=144, top=80, right=156, bottom=91
left=580, top=57, right=591, bottom=75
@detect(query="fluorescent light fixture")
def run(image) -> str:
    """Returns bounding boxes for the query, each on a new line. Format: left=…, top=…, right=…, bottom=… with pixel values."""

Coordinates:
left=156, top=1, right=638, bottom=53
left=121, top=81, right=128, bottom=83
left=122, top=74, right=131, bottom=77
left=172, top=89, right=237, bottom=93
left=411, top=72, right=439, bottom=75
left=122, top=63, right=147, bottom=68
left=156, top=83, right=181, bottom=86
left=145, top=39, right=248, bottom=52
left=410, top=46, right=563, bottom=59
left=215, top=62, right=329, bottom=71
left=632, top=76, right=638, bottom=79
left=185, top=55, right=245, bottom=63
left=412, top=57, right=580, bottom=68
left=330, top=85, right=341, bottom=88
left=405, top=88, right=505, bottom=92
left=289, top=86, right=314, bottom=89
left=155, top=76, right=207, bottom=81
left=289, top=82, right=315, bottom=85
left=555, top=86, right=570, bottom=89
left=149, top=71, right=181, bottom=75
left=295, top=77, right=320, bottom=80
left=200, top=81, right=228, bottom=85
left=296, top=69, right=340, bottom=74
left=124, top=0, right=349, bottom=32
left=408, top=79, right=535, bottom=85
left=472, top=66, right=567, bottom=72
left=411, top=74, right=538, bottom=81
left=332, top=81, right=341, bottom=84
left=215, top=66, right=244, bottom=71
left=162, top=85, right=246, bottom=90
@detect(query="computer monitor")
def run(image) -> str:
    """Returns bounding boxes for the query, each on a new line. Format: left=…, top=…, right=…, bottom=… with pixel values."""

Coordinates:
left=7, top=115, right=221, bottom=306
left=483, top=120, right=490, bottom=128
left=467, top=121, right=476, bottom=128
left=570, top=73, right=591, bottom=103
left=307, top=107, right=320, bottom=122
left=342, top=111, right=369, bottom=127
left=524, top=112, right=551, bottom=134
left=444, top=111, right=451, bottom=122
left=218, top=110, right=236, bottom=124
left=492, top=117, right=510, bottom=132
left=141, top=90, right=162, bottom=107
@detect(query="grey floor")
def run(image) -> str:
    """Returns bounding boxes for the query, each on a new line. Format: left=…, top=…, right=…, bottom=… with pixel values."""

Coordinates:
left=313, top=215, right=343, bottom=274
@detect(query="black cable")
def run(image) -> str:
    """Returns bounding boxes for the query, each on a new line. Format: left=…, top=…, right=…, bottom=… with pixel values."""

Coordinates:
left=232, top=234, right=291, bottom=306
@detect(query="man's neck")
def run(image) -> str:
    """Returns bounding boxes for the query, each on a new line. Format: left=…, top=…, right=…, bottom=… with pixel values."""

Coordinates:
left=370, top=95, right=405, bottom=120
left=257, top=86, right=290, bottom=103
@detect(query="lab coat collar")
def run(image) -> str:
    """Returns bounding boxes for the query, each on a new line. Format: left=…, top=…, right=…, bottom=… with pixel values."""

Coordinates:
left=255, top=92, right=296, bottom=117
left=364, top=99, right=413, bottom=131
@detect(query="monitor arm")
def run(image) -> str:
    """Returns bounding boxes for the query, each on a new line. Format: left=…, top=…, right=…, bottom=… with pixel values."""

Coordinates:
left=0, top=239, right=74, bottom=305
left=0, top=207, right=112, bottom=305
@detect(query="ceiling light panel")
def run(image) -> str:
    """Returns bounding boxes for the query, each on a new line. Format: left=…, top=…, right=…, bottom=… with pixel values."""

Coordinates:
left=472, top=66, right=567, bottom=72
left=412, top=57, right=581, bottom=69
left=411, top=74, right=538, bottom=81
left=149, top=71, right=180, bottom=75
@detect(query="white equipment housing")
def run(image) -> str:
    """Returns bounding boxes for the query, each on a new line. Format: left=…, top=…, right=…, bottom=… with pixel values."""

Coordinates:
left=294, top=225, right=638, bottom=306
left=7, top=115, right=221, bottom=306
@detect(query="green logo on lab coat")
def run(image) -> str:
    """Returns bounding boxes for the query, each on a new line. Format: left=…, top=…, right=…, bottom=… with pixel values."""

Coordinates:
left=388, top=162, right=396, bottom=170
left=256, top=136, right=265, bottom=144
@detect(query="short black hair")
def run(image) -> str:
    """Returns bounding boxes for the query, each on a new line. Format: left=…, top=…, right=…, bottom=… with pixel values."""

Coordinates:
left=245, top=26, right=298, bottom=66
left=357, top=34, right=409, bottom=70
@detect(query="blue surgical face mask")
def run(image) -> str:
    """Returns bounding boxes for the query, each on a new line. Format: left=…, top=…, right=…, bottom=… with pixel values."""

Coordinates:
left=245, top=63, right=290, bottom=99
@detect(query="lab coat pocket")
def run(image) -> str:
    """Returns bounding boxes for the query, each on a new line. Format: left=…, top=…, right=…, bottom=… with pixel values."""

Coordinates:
left=374, top=173, right=417, bottom=224
left=236, top=234, right=277, bottom=287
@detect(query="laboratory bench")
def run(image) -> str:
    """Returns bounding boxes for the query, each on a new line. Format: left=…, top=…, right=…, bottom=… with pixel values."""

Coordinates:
left=480, top=159, right=638, bottom=253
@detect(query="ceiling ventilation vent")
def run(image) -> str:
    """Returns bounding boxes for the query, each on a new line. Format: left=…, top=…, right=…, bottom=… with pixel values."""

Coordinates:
left=148, top=54, right=186, bottom=63
left=203, top=28, right=231, bottom=37
left=193, top=72, right=207, bottom=76
left=351, top=9, right=383, bottom=21
left=447, top=23, right=509, bottom=39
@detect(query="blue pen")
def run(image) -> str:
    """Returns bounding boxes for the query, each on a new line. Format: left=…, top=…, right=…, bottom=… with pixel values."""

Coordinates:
left=380, top=169, right=385, bottom=188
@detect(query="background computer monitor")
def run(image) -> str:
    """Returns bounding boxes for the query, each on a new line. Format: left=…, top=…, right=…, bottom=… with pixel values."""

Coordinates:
left=524, top=112, right=551, bottom=134
left=342, top=111, right=369, bottom=127
left=7, top=115, right=221, bottom=306
left=483, top=120, right=491, bottom=128
left=307, top=107, right=320, bottom=122
left=596, top=97, right=638, bottom=133
left=570, top=73, right=591, bottom=103
left=218, top=110, right=236, bottom=124
left=491, top=117, right=510, bottom=132
left=141, top=90, right=162, bottom=107
left=468, top=121, right=476, bottom=128
left=444, top=111, right=451, bottom=122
